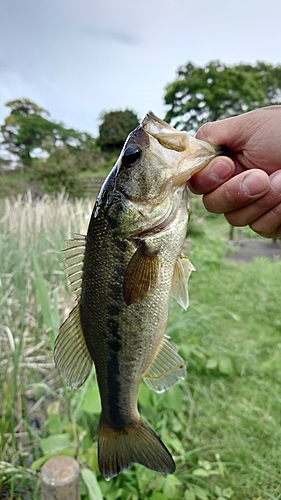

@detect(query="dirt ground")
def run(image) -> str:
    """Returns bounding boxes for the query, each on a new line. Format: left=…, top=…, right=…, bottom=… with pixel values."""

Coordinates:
left=226, top=238, right=281, bottom=263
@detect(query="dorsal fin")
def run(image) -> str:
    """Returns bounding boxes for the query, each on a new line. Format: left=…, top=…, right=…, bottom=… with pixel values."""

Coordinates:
left=61, top=233, right=86, bottom=300
left=142, top=335, right=186, bottom=393
left=171, top=254, right=195, bottom=310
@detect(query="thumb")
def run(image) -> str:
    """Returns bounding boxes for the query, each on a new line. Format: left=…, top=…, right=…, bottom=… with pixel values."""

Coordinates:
left=195, top=115, right=251, bottom=150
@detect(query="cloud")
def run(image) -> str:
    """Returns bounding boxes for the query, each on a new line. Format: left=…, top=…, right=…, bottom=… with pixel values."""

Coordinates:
left=79, top=25, right=142, bottom=46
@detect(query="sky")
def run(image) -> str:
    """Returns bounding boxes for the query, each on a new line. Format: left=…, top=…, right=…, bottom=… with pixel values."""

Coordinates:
left=1, top=0, right=281, bottom=137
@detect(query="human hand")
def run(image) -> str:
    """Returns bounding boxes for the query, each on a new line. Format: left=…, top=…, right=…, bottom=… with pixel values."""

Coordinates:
left=188, top=106, right=281, bottom=238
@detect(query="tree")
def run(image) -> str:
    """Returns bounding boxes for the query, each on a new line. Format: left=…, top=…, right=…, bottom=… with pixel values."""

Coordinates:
left=164, top=61, right=281, bottom=132
left=98, top=109, right=139, bottom=151
left=29, top=147, right=82, bottom=196
left=0, top=98, right=97, bottom=169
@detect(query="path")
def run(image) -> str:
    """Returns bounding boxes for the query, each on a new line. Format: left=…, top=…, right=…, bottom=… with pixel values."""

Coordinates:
left=226, top=238, right=281, bottom=263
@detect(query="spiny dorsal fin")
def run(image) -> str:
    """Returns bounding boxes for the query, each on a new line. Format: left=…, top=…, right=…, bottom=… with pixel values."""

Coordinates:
left=123, top=243, right=159, bottom=306
left=54, top=303, right=93, bottom=389
left=171, top=254, right=195, bottom=310
left=142, top=335, right=186, bottom=393
left=62, top=233, right=86, bottom=300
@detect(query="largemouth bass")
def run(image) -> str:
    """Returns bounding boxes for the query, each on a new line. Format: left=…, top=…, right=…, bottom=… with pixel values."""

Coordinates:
left=54, top=112, right=220, bottom=478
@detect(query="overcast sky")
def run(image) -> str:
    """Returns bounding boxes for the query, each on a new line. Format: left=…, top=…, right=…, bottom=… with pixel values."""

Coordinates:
left=1, top=0, right=281, bottom=137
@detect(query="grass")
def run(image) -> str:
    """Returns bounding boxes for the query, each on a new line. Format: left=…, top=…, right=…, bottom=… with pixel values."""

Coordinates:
left=0, top=192, right=281, bottom=499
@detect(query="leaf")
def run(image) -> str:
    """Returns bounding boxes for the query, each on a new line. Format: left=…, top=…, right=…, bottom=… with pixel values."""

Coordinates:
left=40, top=433, right=72, bottom=455
left=47, top=401, right=60, bottom=415
left=47, top=414, right=65, bottom=435
left=150, top=493, right=168, bottom=500
left=163, top=475, right=182, bottom=498
left=192, top=485, right=210, bottom=500
left=81, top=468, right=103, bottom=500
left=164, top=435, right=185, bottom=455
left=163, top=481, right=176, bottom=498
left=82, top=386, right=101, bottom=414
left=184, top=490, right=196, bottom=500
left=81, top=447, right=99, bottom=472
left=218, top=356, right=233, bottom=375
left=205, top=358, right=218, bottom=370
left=222, top=488, right=234, bottom=498
left=192, top=467, right=210, bottom=477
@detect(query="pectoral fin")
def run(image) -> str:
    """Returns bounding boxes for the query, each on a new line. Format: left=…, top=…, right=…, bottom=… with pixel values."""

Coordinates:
left=143, top=335, right=186, bottom=393
left=54, top=304, right=93, bottom=389
left=123, top=243, right=159, bottom=305
left=171, top=254, right=195, bottom=310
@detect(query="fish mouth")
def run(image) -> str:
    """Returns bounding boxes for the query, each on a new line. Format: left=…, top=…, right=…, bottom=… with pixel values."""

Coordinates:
left=142, top=111, right=222, bottom=185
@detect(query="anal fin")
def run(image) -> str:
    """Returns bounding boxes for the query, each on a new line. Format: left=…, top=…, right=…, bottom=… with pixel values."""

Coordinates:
left=143, top=335, right=186, bottom=393
left=54, top=304, right=93, bottom=389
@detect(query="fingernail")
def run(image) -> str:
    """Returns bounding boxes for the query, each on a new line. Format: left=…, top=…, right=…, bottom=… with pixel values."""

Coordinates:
left=242, top=172, right=269, bottom=196
left=210, top=159, right=234, bottom=182
left=270, top=171, right=281, bottom=195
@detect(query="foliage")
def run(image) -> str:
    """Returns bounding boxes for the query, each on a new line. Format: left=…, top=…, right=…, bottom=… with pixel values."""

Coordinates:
left=1, top=98, right=98, bottom=170
left=27, top=147, right=83, bottom=196
left=98, top=109, right=139, bottom=151
left=164, top=60, right=281, bottom=132
left=1, top=193, right=281, bottom=498
left=0, top=170, right=29, bottom=198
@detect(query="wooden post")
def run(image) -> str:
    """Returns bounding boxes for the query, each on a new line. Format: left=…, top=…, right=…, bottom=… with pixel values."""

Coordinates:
left=41, top=456, right=80, bottom=500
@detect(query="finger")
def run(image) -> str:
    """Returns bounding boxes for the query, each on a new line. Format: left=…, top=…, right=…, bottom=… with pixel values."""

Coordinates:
left=250, top=201, right=281, bottom=238
left=188, top=157, right=235, bottom=195
left=224, top=171, right=281, bottom=227
left=195, top=117, right=252, bottom=150
left=203, top=170, right=270, bottom=214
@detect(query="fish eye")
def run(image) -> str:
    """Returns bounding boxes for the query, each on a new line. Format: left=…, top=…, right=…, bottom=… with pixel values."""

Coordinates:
left=122, top=145, right=142, bottom=165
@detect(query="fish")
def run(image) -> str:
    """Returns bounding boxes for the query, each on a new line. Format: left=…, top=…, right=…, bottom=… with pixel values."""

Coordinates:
left=54, top=112, right=221, bottom=479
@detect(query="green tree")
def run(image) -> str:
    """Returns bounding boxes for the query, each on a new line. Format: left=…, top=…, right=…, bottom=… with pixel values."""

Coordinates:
left=98, top=109, right=139, bottom=151
left=164, top=61, right=281, bottom=132
left=0, top=98, right=96, bottom=169
left=29, top=147, right=82, bottom=196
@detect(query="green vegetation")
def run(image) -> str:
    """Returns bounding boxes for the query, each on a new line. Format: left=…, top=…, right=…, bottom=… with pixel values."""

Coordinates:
left=164, top=61, right=281, bottom=132
left=0, top=101, right=139, bottom=197
left=1, top=99, right=97, bottom=170
left=1, top=193, right=281, bottom=499
left=97, top=110, right=139, bottom=152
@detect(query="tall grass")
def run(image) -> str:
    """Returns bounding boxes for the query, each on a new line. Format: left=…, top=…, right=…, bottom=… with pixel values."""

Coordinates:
left=0, top=193, right=93, bottom=498
left=0, top=192, right=281, bottom=499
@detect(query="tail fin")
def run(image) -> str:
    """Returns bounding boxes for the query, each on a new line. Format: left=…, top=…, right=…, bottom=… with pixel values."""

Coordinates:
left=98, top=416, right=175, bottom=479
